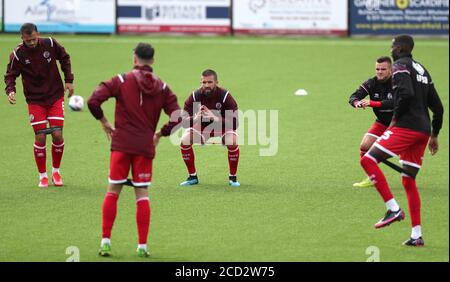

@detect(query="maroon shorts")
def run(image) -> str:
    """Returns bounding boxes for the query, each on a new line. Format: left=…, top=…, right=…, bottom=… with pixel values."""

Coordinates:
left=28, top=97, right=65, bottom=132
left=366, top=121, right=388, bottom=139
left=374, top=126, right=430, bottom=169
left=109, top=151, right=152, bottom=187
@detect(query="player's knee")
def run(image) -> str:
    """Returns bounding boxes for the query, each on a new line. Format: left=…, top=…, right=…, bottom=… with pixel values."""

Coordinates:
left=223, top=133, right=238, bottom=146
left=180, top=133, right=193, bottom=146
left=360, top=144, right=371, bottom=153
left=107, top=184, right=123, bottom=194
left=51, top=131, right=63, bottom=142
left=134, top=188, right=149, bottom=200
left=360, top=153, right=378, bottom=166
left=35, top=134, right=46, bottom=144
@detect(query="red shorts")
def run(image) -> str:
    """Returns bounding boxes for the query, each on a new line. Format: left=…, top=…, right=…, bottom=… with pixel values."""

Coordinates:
left=374, top=126, right=430, bottom=169
left=28, top=97, right=65, bottom=132
left=187, top=127, right=237, bottom=145
left=109, top=151, right=152, bottom=187
left=366, top=121, right=388, bottom=138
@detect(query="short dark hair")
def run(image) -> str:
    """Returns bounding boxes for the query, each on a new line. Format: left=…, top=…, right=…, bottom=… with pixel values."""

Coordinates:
left=202, top=69, right=218, bottom=80
left=377, top=56, right=392, bottom=64
left=134, top=43, right=155, bottom=60
left=20, top=23, right=38, bottom=35
left=393, top=35, right=414, bottom=53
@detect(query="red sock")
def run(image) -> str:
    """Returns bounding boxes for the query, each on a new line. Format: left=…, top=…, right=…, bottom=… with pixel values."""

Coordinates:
left=102, top=192, right=119, bottom=239
left=181, top=145, right=196, bottom=175
left=136, top=197, right=151, bottom=244
left=360, top=155, right=393, bottom=202
left=227, top=145, right=240, bottom=176
left=33, top=142, right=47, bottom=174
left=52, top=139, right=65, bottom=170
left=402, top=176, right=421, bottom=226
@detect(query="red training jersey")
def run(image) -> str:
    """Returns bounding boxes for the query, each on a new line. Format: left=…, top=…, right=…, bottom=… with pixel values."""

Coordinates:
left=183, top=86, right=239, bottom=131
left=4, top=37, right=74, bottom=106
left=88, top=65, right=181, bottom=159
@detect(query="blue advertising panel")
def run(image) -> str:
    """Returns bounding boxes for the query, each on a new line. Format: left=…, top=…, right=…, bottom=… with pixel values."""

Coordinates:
left=350, top=0, right=449, bottom=35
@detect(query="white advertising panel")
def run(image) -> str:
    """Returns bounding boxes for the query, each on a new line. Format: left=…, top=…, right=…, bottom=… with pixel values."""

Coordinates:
left=233, top=0, right=348, bottom=35
left=4, top=0, right=115, bottom=33
left=118, top=0, right=231, bottom=34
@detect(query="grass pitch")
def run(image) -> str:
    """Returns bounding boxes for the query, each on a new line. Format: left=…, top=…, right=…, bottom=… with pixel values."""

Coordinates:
left=0, top=34, right=448, bottom=262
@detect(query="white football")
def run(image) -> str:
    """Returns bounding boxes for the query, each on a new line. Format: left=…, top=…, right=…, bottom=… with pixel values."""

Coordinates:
left=68, top=95, right=84, bottom=111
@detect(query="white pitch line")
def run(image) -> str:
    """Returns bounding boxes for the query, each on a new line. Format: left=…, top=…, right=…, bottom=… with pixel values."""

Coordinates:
left=0, top=36, right=448, bottom=47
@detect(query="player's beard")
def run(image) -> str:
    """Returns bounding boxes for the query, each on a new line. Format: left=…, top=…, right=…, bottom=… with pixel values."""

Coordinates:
left=203, top=87, right=213, bottom=96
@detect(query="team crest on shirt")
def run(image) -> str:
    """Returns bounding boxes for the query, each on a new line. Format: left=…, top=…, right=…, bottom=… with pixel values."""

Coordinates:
left=25, top=59, right=31, bottom=64
left=29, top=114, right=35, bottom=121
left=387, top=93, right=393, bottom=100
left=43, top=51, right=50, bottom=59
left=215, top=103, right=222, bottom=110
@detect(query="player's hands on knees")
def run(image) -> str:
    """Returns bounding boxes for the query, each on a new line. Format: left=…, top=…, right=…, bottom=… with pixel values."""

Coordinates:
left=65, top=83, right=74, bottom=97
left=201, top=105, right=219, bottom=122
left=100, top=117, right=115, bottom=140
left=7, top=92, right=16, bottom=104
left=428, top=136, right=439, bottom=155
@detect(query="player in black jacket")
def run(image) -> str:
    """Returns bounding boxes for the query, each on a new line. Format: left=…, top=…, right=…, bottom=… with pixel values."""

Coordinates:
left=360, top=35, right=444, bottom=247
left=349, top=56, right=394, bottom=188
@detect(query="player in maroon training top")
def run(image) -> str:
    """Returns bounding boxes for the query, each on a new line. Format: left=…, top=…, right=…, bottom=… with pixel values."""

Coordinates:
left=349, top=56, right=394, bottom=188
left=4, top=23, right=74, bottom=188
left=360, top=35, right=444, bottom=246
left=88, top=43, right=181, bottom=257
left=179, top=69, right=240, bottom=187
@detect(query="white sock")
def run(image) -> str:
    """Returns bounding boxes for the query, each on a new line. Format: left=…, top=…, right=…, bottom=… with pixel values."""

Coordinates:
left=385, top=199, right=400, bottom=212
left=39, top=172, right=48, bottom=180
left=411, top=226, right=422, bottom=239
left=52, top=167, right=60, bottom=174
left=190, top=172, right=197, bottom=176
left=138, top=244, right=147, bottom=250
left=101, top=238, right=111, bottom=246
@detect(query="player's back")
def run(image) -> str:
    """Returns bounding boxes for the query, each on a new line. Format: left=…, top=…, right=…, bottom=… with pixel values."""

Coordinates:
left=392, top=56, right=434, bottom=134
left=111, top=65, right=178, bottom=157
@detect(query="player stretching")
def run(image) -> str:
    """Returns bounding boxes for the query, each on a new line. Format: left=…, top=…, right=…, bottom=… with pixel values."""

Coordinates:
left=360, top=35, right=444, bottom=246
left=179, top=69, right=240, bottom=187
left=349, top=56, right=394, bottom=188
left=88, top=43, right=180, bottom=257
left=4, top=23, right=74, bottom=188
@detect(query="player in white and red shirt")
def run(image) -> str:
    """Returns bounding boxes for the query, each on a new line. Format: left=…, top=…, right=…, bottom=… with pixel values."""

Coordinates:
left=4, top=23, right=74, bottom=188
left=179, top=69, right=240, bottom=187
left=360, top=35, right=444, bottom=247
left=88, top=43, right=181, bottom=257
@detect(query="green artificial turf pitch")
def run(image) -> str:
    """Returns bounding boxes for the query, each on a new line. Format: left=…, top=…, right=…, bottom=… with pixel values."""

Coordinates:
left=0, top=34, right=448, bottom=262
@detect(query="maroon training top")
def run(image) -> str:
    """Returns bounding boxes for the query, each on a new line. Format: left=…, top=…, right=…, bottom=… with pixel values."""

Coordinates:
left=183, top=86, right=239, bottom=131
left=4, top=37, right=74, bottom=106
left=88, top=65, right=181, bottom=159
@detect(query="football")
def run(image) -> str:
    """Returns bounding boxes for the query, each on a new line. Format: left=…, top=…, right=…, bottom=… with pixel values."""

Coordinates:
left=68, top=95, right=84, bottom=111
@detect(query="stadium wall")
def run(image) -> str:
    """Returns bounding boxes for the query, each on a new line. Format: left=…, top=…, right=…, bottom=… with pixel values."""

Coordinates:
left=0, top=0, right=448, bottom=37
left=349, top=0, right=449, bottom=36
